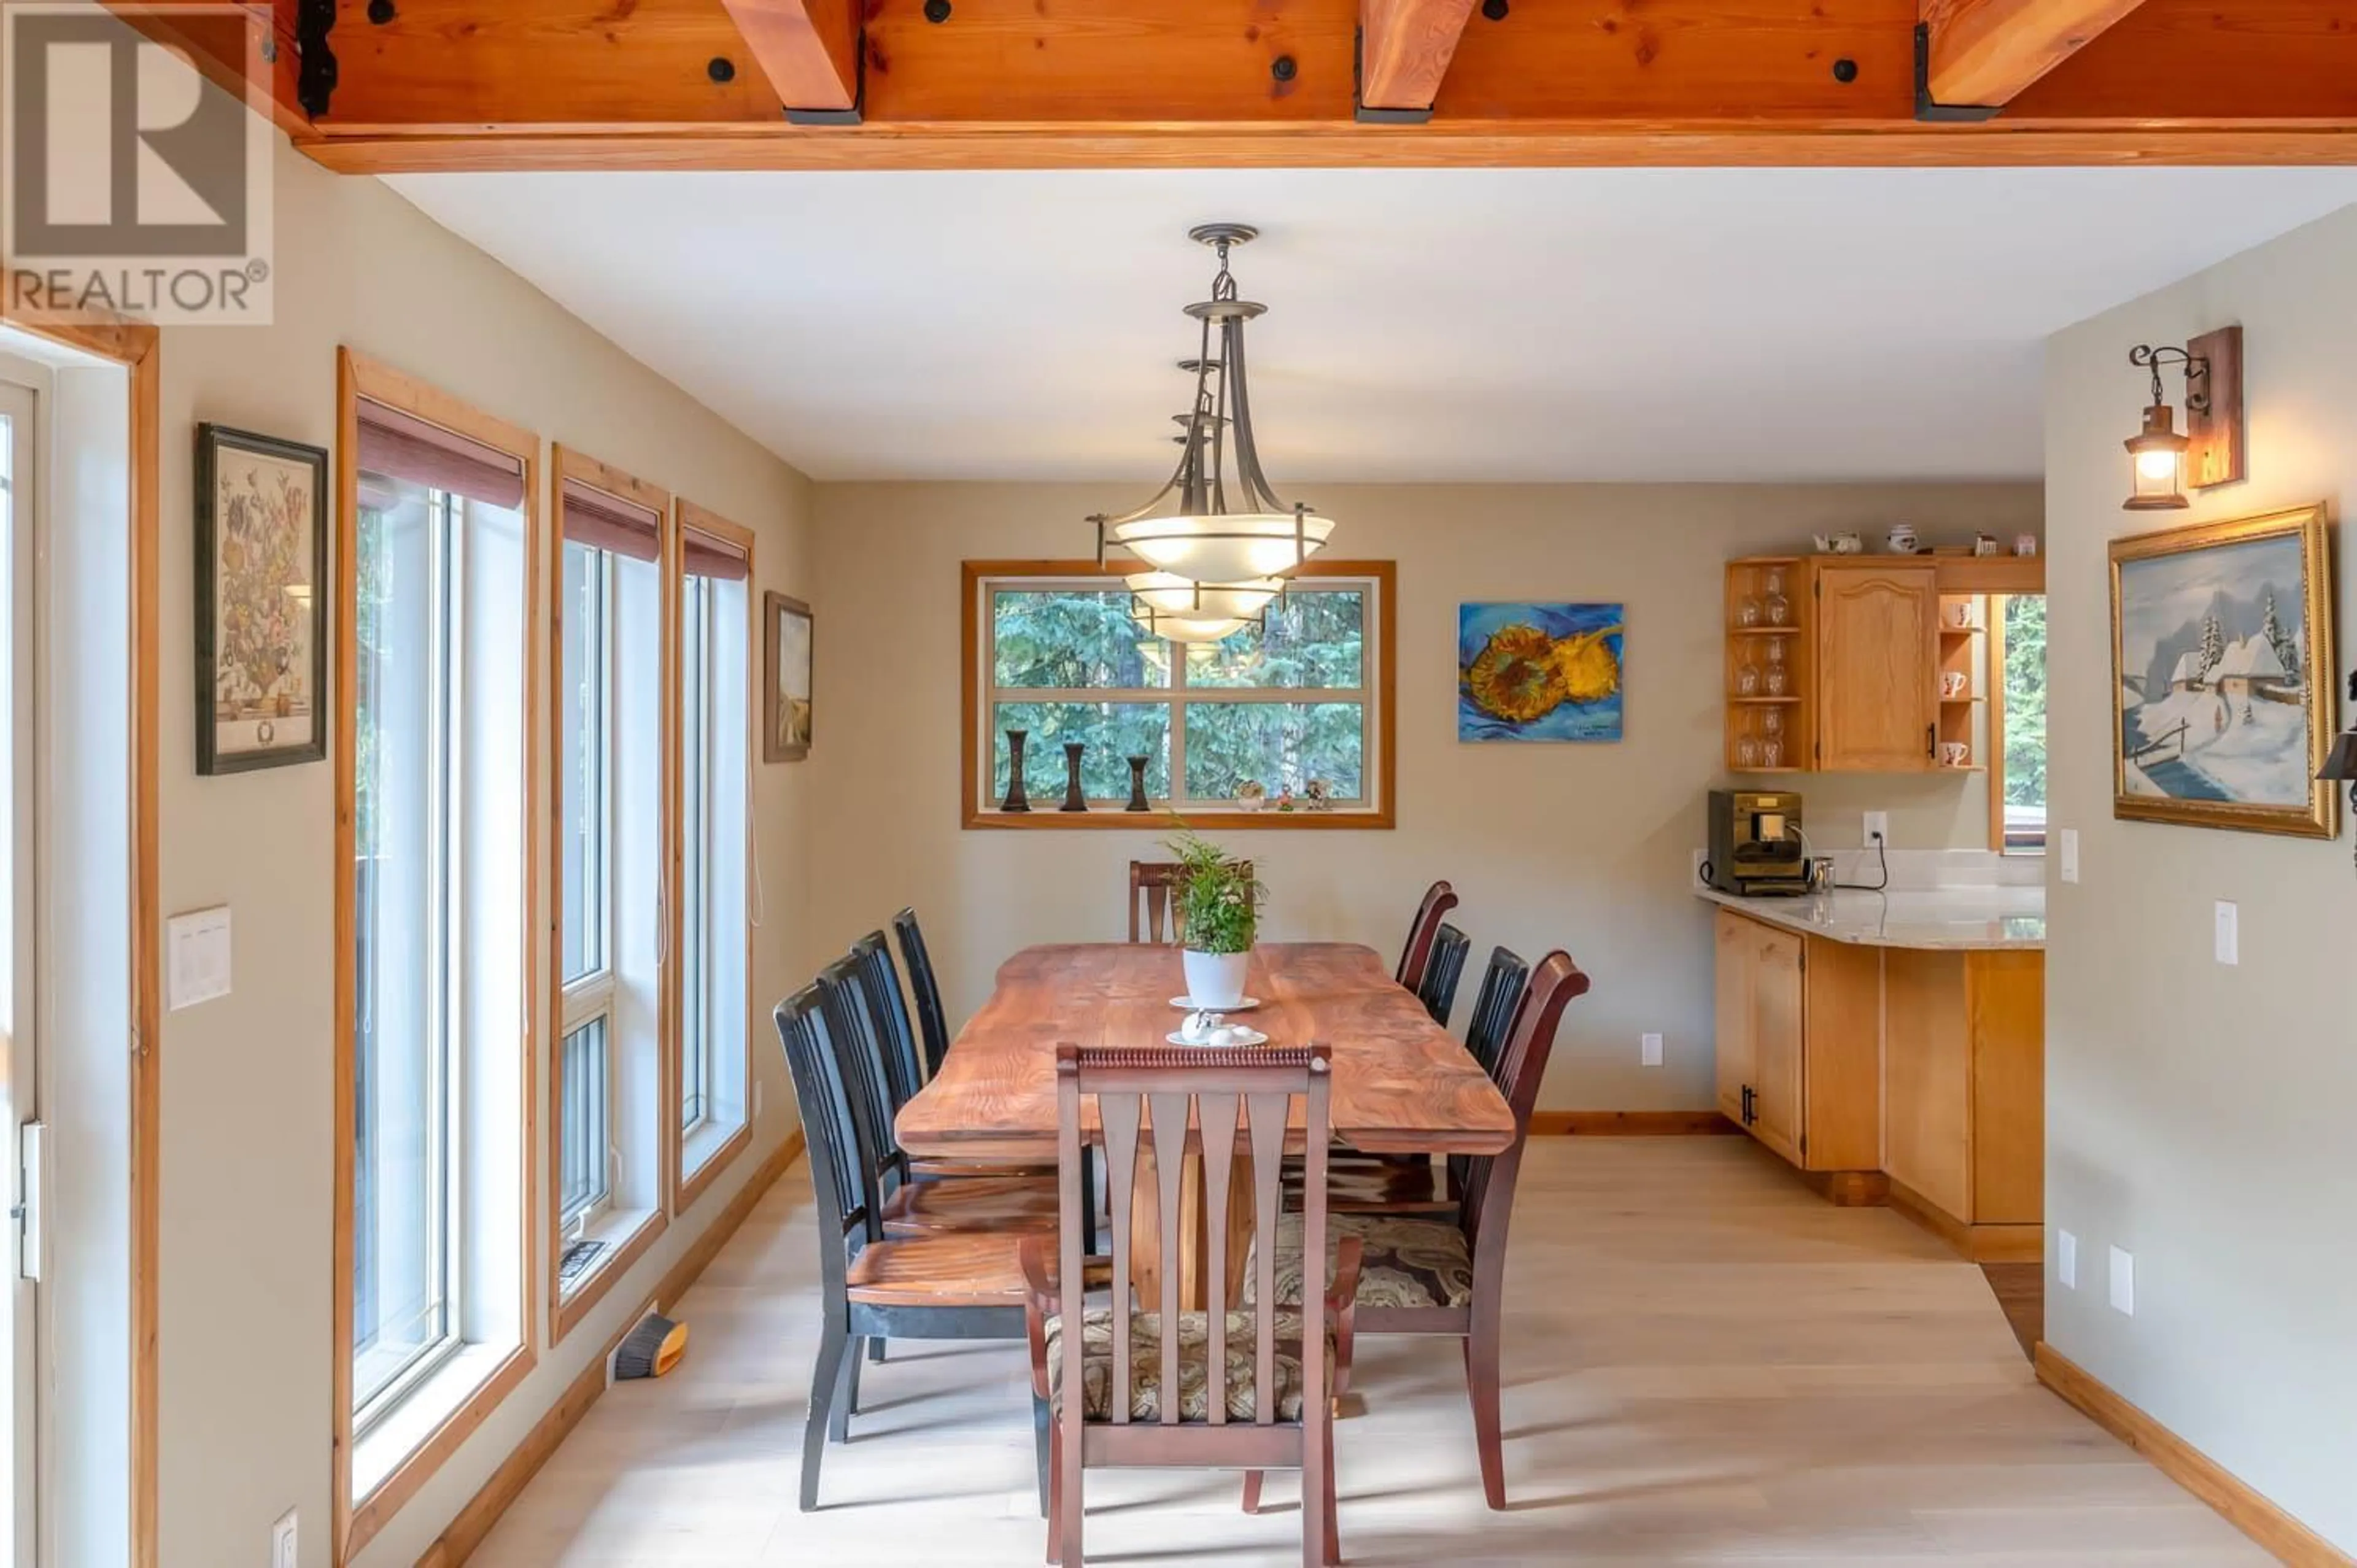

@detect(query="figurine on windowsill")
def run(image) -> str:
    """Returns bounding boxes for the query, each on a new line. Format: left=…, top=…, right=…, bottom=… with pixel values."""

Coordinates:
left=1235, top=780, right=1268, bottom=813
left=1302, top=778, right=1334, bottom=811
left=1273, top=786, right=1296, bottom=813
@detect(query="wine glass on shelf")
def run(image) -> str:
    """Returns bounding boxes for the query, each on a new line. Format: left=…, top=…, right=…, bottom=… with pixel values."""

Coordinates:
left=1762, top=707, right=1785, bottom=737
left=1764, top=665, right=1789, bottom=697
left=1736, top=597, right=1763, bottom=628
left=1737, top=736, right=1763, bottom=769
left=1763, top=567, right=1791, bottom=627
left=1735, top=661, right=1762, bottom=697
left=1762, top=738, right=1783, bottom=768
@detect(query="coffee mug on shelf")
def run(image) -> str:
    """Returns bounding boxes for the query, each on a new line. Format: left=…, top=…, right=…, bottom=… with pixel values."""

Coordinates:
left=1942, top=671, right=1968, bottom=698
left=1949, top=601, right=1975, bottom=629
left=1940, top=741, right=1970, bottom=767
left=2013, top=533, right=2040, bottom=557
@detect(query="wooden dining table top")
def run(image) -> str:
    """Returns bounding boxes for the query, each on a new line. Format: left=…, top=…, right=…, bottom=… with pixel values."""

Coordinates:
left=896, top=941, right=1518, bottom=1159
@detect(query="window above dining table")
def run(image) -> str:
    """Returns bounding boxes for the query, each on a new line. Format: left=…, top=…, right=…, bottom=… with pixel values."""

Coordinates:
left=962, top=560, right=1395, bottom=828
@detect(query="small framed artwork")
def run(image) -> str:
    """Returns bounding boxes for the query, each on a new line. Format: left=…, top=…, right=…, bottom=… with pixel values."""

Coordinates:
left=1459, top=602, right=1625, bottom=742
left=2110, top=502, right=2337, bottom=836
left=764, top=590, right=813, bottom=762
left=195, top=423, right=329, bottom=774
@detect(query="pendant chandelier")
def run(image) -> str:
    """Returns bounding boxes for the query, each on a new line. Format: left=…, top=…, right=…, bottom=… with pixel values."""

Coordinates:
left=1093, top=223, right=1336, bottom=595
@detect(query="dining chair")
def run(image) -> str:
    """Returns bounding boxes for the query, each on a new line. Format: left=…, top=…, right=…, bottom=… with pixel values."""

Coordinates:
left=1281, top=941, right=1526, bottom=1221
left=1393, top=879, right=1461, bottom=993
left=1021, top=1042, right=1362, bottom=1567
left=890, top=907, right=952, bottom=1081
left=848, top=931, right=1058, bottom=1184
left=1248, top=949, right=1589, bottom=1512
left=1416, top=922, right=1472, bottom=1027
left=1128, top=859, right=1255, bottom=945
left=773, top=980, right=1051, bottom=1513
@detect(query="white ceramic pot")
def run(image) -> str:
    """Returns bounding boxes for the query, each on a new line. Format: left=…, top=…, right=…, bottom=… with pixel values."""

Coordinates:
left=1182, top=948, right=1252, bottom=1009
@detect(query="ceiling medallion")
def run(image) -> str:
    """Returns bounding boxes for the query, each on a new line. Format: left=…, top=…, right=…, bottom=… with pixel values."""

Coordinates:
left=1092, top=224, right=1334, bottom=639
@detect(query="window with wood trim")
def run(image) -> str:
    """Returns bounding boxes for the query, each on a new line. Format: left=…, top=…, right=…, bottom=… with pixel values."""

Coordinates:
left=1992, top=593, right=2048, bottom=855
left=964, top=562, right=1394, bottom=827
left=338, top=355, right=536, bottom=1555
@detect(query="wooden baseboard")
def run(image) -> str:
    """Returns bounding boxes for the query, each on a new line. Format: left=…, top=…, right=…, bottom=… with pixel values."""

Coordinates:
left=2034, top=1345, right=2352, bottom=1567
left=417, top=1130, right=804, bottom=1568
left=1529, top=1110, right=1740, bottom=1136
left=1887, top=1176, right=2042, bottom=1262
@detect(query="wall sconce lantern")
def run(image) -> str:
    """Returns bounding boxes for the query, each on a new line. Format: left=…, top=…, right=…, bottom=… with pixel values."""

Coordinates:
left=2320, top=671, right=2357, bottom=866
left=2123, top=326, right=2245, bottom=512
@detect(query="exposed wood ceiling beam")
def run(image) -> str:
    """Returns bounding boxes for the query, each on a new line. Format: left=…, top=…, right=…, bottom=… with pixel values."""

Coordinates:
left=1920, top=0, right=2152, bottom=108
left=718, top=0, right=860, bottom=116
left=1359, top=0, right=1480, bottom=112
left=104, top=0, right=312, bottom=137
left=251, top=0, right=2357, bottom=170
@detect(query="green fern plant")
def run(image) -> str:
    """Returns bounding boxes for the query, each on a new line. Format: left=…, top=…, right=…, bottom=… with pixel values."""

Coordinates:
left=1164, top=821, right=1264, bottom=956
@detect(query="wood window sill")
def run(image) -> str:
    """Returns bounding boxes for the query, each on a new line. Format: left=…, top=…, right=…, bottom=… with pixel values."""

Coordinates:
left=964, top=808, right=1394, bottom=831
left=551, top=1205, right=667, bottom=1346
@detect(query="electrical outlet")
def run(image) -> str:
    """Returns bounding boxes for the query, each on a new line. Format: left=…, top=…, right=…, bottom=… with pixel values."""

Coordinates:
left=271, top=1508, right=297, bottom=1568
left=2108, top=1245, right=2135, bottom=1316
left=1862, top=811, right=1889, bottom=846
left=1692, top=848, right=1708, bottom=888
left=2059, top=828, right=2080, bottom=884
left=1640, top=1032, right=1663, bottom=1067
left=2215, top=901, right=2239, bottom=966
left=2057, top=1229, right=2078, bottom=1290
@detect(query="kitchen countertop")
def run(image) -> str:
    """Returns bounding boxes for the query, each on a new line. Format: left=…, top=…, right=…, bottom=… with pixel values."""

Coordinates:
left=1697, top=886, right=2046, bottom=951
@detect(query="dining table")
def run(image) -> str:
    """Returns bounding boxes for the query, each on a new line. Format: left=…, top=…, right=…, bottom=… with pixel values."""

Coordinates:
left=896, top=940, right=1519, bottom=1308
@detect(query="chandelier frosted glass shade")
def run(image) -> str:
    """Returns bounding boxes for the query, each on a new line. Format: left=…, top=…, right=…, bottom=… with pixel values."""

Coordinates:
left=1137, top=608, right=1247, bottom=644
left=1107, top=512, right=1336, bottom=585
left=1125, top=571, right=1283, bottom=621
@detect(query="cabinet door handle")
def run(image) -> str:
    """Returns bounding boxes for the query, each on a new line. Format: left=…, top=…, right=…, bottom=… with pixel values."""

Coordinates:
left=1927, top=722, right=1937, bottom=758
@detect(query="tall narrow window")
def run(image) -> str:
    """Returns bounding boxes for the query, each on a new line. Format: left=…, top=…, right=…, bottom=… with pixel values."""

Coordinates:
left=1993, top=593, right=2048, bottom=854
left=676, top=507, right=753, bottom=1203
left=339, top=358, right=535, bottom=1553
left=550, top=453, right=670, bottom=1342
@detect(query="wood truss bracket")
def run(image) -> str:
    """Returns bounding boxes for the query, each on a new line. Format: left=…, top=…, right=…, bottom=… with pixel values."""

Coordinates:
left=783, top=43, right=862, bottom=127
left=1352, top=29, right=1431, bottom=126
left=1914, top=24, right=2002, bottom=123
left=294, top=0, right=336, bottom=118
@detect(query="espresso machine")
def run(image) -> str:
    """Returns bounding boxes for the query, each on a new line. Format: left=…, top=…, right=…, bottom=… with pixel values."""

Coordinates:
left=1704, top=790, right=1810, bottom=897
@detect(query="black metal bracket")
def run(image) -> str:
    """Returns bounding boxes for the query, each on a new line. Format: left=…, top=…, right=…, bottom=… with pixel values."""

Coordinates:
left=1914, top=22, right=2001, bottom=123
left=1352, top=28, right=1436, bottom=125
left=784, top=29, right=865, bottom=125
left=295, top=0, right=338, bottom=118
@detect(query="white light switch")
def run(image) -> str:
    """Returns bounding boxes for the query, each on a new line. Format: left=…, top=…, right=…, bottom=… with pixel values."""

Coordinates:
left=2108, top=1245, right=2135, bottom=1316
left=2057, top=1229, right=2077, bottom=1290
left=2059, top=829, right=2080, bottom=884
left=166, top=906, right=232, bottom=1011
left=2214, top=901, right=2239, bottom=967
left=271, top=1508, right=297, bottom=1568
left=1641, top=1033, right=1664, bottom=1067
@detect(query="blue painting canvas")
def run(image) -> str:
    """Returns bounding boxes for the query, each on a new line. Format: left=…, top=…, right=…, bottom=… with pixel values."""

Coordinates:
left=1458, top=603, right=1625, bottom=743
left=2113, top=520, right=2326, bottom=825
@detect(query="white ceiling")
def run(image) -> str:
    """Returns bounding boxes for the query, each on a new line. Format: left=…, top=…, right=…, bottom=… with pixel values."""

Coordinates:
left=387, top=166, right=2357, bottom=485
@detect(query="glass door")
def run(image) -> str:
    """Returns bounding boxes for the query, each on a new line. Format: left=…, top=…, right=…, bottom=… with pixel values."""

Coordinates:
left=1, top=374, right=39, bottom=1567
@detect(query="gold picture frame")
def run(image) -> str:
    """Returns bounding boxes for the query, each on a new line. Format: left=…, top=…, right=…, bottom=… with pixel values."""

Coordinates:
left=2110, top=503, right=2337, bottom=836
left=764, top=590, right=812, bottom=762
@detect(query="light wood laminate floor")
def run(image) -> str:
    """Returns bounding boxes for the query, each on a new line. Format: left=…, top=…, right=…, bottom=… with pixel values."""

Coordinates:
left=474, top=1138, right=2266, bottom=1566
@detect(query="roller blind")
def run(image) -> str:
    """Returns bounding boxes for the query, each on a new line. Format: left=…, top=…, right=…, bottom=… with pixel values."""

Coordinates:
left=559, top=476, right=661, bottom=562
left=683, top=524, right=749, bottom=583
left=356, top=398, right=527, bottom=512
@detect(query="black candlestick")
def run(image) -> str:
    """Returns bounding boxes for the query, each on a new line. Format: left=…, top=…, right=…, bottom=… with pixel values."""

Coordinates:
left=1060, top=742, right=1089, bottom=811
left=1000, top=730, right=1031, bottom=813
left=1124, top=755, right=1151, bottom=812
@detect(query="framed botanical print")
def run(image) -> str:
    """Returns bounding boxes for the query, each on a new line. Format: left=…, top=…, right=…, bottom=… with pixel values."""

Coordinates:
left=195, top=423, right=330, bottom=774
left=764, top=590, right=813, bottom=762
left=2110, top=503, right=2337, bottom=836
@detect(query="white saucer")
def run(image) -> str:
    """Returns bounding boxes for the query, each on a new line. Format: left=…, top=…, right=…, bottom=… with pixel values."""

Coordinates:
left=1167, top=1027, right=1269, bottom=1048
left=1170, top=995, right=1261, bottom=1012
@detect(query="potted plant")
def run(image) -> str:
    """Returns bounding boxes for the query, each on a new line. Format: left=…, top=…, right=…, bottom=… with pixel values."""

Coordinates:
left=1168, top=824, right=1264, bottom=1008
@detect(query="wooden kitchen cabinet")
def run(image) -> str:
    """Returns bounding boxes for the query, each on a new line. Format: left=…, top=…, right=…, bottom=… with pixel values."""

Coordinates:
left=1811, top=561, right=1940, bottom=772
left=1712, top=910, right=1881, bottom=1181
left=1883, top=949, right=2045, bottom=1261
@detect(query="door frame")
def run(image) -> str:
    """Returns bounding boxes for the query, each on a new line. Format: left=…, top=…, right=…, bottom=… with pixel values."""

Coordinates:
left=0, top=291, right=161, bottom=1568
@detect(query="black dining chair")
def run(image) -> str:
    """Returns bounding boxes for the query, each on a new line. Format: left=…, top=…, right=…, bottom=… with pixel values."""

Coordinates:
left=891, top=907, right=952, bottom=1081
left=774, top=978, right=1051, bottom=1513
left=1416, top=922, right=1472, bottom=1027
left=1394, top=879, right=1461, bottom=993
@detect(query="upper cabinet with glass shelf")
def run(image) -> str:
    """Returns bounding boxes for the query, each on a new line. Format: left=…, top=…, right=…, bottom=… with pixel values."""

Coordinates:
left=963, top=561, right=1395, bottom=828
left=1724, top=552, right=2043, bottom=777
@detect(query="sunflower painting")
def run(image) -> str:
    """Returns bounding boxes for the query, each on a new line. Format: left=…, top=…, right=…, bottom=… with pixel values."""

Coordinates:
left=1459, top=603, right=1625, bottom=742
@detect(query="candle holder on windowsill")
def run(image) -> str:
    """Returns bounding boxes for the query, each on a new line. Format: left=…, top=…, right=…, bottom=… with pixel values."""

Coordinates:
left=1060, top=742, right=1090, bottom=812
left=1124, top=755, right=1151, bottom=812
left=1000, top=729, right=1031, bottom=813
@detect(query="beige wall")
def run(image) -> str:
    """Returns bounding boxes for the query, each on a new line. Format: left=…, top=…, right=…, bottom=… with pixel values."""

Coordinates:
left=809, top=481, right=2040, bottom=1113
left=154, top=139, right=821, bottom=1566
left=2043, top=205, right=2355, bottom=1552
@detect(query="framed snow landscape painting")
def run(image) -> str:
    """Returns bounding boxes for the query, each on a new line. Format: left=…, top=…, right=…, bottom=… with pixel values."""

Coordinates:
left=2110, top=504, right=2337, bottom=837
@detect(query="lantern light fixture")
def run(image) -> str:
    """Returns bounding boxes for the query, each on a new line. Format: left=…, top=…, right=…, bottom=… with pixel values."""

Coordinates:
left=2123, top=343, right=2207, bottom=511
left=1093, top=223, right=1336, bottom=585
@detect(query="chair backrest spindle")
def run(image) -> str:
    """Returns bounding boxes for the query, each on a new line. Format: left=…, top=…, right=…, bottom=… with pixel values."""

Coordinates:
left=890, top=908, right=952, bottom=1079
